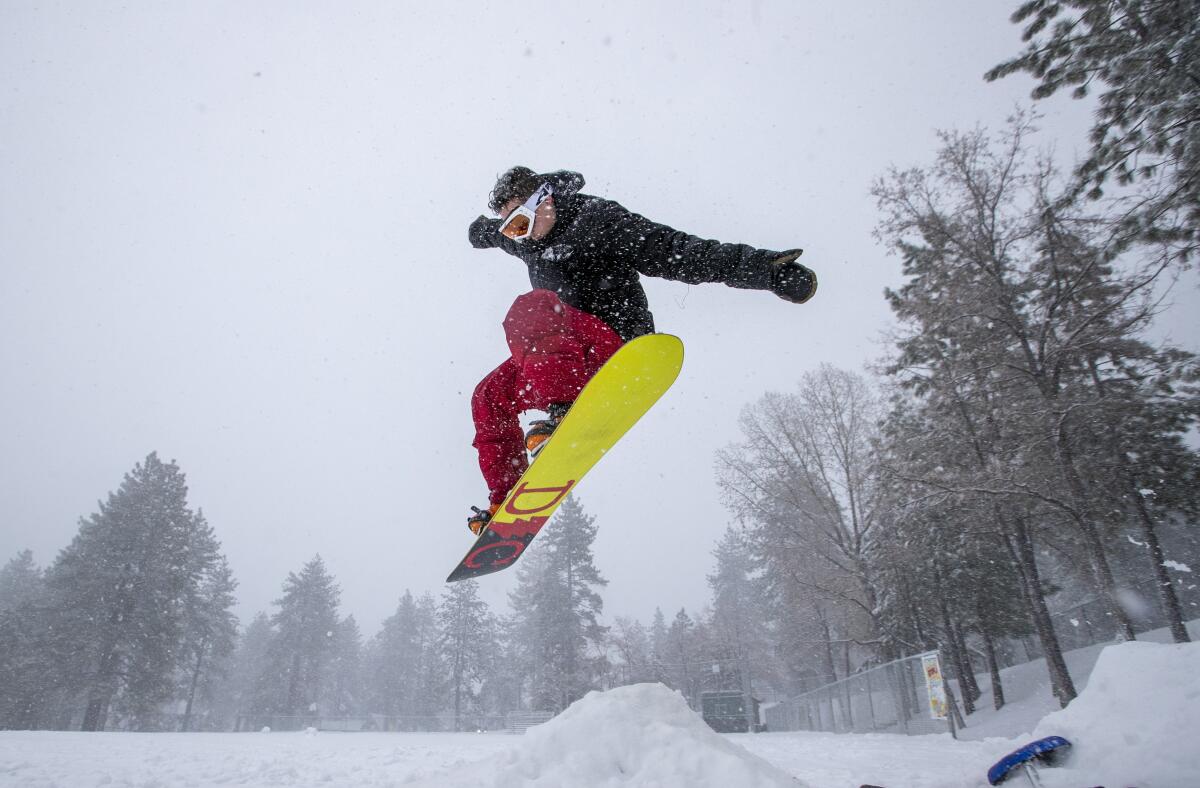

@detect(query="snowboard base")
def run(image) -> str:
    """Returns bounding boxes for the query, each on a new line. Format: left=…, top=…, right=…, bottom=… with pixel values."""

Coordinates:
left=987, top=735, right=1072, bottom=786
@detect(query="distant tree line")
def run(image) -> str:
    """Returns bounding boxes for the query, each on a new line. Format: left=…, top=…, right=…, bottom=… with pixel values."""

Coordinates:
left=0, top=459, right=620, bottom=732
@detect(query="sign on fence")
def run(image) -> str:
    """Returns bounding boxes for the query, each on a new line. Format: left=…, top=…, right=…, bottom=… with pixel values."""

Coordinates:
left=920, top=651, right=948, bottom=720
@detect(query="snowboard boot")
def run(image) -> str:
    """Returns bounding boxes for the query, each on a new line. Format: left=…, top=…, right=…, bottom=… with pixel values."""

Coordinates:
left=467, top=503, right=500, bottom=536
left=525, top=402, right=571, bottom=457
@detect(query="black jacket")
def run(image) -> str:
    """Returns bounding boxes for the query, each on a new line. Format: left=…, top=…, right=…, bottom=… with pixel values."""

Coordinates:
left=469, top=171, right=787, bottom=341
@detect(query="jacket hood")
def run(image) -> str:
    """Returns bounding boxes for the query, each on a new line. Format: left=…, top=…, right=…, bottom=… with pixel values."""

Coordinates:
left=541, top=170, right=585, bottom=199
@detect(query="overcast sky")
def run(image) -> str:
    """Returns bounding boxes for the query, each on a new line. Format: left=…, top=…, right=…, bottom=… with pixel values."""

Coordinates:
left=3, top=1, right=1196, bottom=633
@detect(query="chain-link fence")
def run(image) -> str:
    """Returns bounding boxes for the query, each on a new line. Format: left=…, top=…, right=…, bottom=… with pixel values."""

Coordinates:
left=1043, top=577, right=1199, bottom=654
left=763, top=651, right=952, bottom=737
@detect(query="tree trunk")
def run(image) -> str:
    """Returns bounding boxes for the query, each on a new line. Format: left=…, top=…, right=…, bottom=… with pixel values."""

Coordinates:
left=81, top=694, right=110, bottom=732
left=940, top=665, right=967, bottom=733
left=1051, top=423, right=1137, bottom=640
left=938, top=628, right=974, bottom=716
left=814, top=604, right=838, bottom=686
left=181, top=639, right=208, bottom=732
left=841, top=640, right=854, bottom=729
left=453, top=650, right=463, bottom=732
left=978, top=622, right=1005, bottom=711
left=1086, top=357, right=1190, bottom=644
left=951, top=620, right=981, bottom=707
left=287, top=652, right=304, bottom=717
left=1128, top=485, right=1190, bottom=643
left=81, top=644, right=120, bottom=731
left=1005, top=518, right=1077, bottom=706
left=565, top=551, right=578, bottom=706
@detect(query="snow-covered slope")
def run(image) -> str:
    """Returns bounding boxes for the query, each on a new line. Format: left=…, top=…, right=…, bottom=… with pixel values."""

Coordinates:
left=956, top=618, right=1200, bottom=741
left=1026, top=640, right=1200, bottom=787
left=410, top=683, right=803, bottom=788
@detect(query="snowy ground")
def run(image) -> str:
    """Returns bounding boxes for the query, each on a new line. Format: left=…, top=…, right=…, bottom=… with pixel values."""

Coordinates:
left=2, top=638, right=1198, bottom=788
left=0, top=728, right=1001, bottom=788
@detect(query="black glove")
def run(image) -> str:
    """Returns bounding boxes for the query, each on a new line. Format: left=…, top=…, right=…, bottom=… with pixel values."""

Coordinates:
left=770, top=249, right=817, bottom=304
left=469, top=215, right=501, bottom=249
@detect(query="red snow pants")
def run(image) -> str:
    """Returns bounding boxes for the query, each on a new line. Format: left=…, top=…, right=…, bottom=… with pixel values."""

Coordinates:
left=472, top=289, right=624, bottom=505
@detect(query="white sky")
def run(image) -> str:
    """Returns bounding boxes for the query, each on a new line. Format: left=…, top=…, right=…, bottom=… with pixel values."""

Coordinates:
left=3, top=1, right=1196, bottom=633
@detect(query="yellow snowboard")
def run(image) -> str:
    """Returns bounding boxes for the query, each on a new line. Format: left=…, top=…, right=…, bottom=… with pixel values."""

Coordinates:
left=447, top=333, right=684, bottom=582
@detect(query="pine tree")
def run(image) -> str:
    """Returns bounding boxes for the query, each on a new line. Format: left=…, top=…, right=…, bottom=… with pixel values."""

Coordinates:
left=213, top=612, right=274, bottom=729
left=707, top=527, right=773, bottom=719
left=258, top=556, right=341, bottom=720
left=665, top=608, right=697, bottom=704
left=364, top=590, right=442, bottom=727
left=649, top=608, right=670, bottom=685
left=409, top=592, right=444, bottom=722
left=324, top=616, right=363, bottom=718
left=437, top=579, right=496, bottom=730
left=0, top=550, right=53, bottom=729
left=0, top=551, right=43, bottom=611
left=179, top=547, right=238, bottom=731
left=987, top=0, right=1200, bottom=259
left=508, top=496, right=608, bottom=711
left=43, top=453, right=228, bottom=730
left=477, top=614, right=525, bottom=716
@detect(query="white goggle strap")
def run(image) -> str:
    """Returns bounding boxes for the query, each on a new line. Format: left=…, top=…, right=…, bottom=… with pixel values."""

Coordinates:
left=499, top=182, right=554, bottom=240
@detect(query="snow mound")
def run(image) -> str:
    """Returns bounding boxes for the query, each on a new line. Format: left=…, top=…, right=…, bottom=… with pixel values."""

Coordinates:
left=415, top=683, right=803, bottom=788
left=1029, top=640, right=1200, bottom=787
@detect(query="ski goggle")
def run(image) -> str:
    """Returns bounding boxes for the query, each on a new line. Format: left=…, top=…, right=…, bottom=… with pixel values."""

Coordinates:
left=498, top=182, right=554, bottom=241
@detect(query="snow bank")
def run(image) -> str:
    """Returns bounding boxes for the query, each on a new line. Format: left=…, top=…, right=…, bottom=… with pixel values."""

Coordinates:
left=1029, top=640, right=1200, bottom=787
left=413, top=683, right=803, bottom=788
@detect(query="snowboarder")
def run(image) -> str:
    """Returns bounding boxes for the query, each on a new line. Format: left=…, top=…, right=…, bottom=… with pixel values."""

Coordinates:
left=465, top=167, right=817, bottom=534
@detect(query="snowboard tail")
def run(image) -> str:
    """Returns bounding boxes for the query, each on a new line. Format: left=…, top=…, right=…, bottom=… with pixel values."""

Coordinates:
left=447, top=333, right=684, bottom=582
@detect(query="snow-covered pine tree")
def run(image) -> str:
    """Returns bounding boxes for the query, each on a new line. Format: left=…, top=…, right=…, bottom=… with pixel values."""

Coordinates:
left=477, top=613, right=525, bottom=716
left=0, top=550, right=42, bottom=610
left=212, top=612, right=274, bottom=729
left=257, top=555, right=341, bottom=721
left=649, top=607, right=670, bottom=683
left=323, top=615, right=363, bottom=718
left=664, top=608, right=697, bottom=704
left=179, top=547, right=238, bottom=731
left=706, top=527, right=774, bottom=716
left=437, top=579, right=495, bottom=730
left=875, top=403, right=1035, bottom=712
left=0, top=550, right=52, bottom=729
left=508, top=495, right=607, bottom=711
left=987, top=0, right=1200, bottom=260
left=41, top=453, right=227, bottom=730
left=363, top=589, right=442, bottom=728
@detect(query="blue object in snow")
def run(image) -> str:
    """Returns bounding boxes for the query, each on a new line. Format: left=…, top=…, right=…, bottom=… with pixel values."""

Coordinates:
left=987, top=735, right=1073, bottom=785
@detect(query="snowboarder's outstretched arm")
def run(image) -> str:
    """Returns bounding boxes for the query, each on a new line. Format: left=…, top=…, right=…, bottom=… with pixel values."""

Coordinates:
left=467, top=178, right=817, bottom=305
left=598, top=200, right=817, bottom=303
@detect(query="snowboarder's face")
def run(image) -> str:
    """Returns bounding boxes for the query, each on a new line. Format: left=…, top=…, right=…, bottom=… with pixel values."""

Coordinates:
left=499, top=190, right=556, bottom=241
